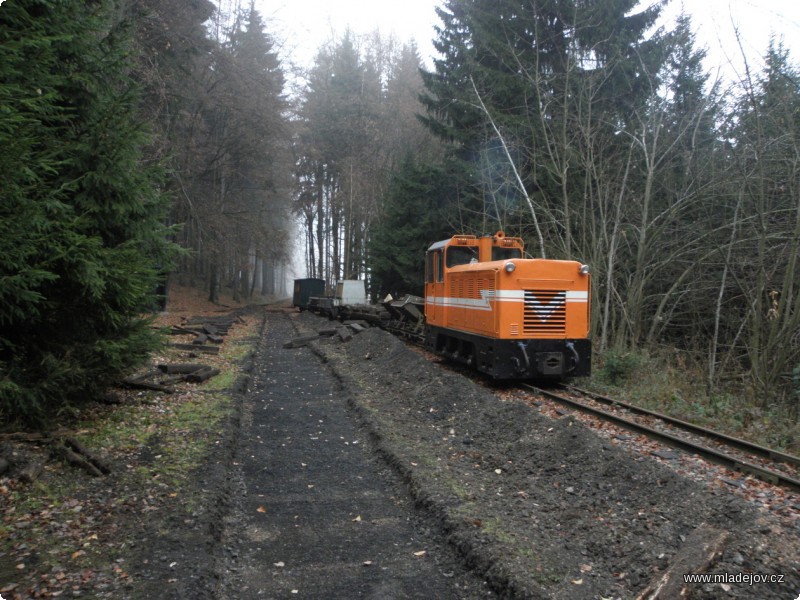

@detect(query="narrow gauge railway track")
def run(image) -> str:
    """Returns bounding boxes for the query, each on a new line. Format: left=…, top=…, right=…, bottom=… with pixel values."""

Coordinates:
left=523, top=383, right=800, bottom=494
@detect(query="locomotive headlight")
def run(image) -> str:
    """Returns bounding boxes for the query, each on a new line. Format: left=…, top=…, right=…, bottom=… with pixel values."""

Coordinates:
left=504, top=262, right=516, bottom=273
left=579, top=264, right=590, bottom=276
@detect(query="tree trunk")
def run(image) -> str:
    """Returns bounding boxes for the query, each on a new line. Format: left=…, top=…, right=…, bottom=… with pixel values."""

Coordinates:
left=208, top=264, right=220, bottom=304
left=316, top=165, right=325, bottom=281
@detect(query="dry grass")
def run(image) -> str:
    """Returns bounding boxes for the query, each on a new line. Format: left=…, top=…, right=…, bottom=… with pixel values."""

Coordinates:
left=587, top=350, right=800, bottom=456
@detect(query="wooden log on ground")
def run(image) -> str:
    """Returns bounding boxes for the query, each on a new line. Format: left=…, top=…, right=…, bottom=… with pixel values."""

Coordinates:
left=102, top=391, right=123, bottom=405
left=283, top=335, right=320, bottom=349
left=170, top=325, right=203, bottom=335
left=121, top=377, right=175, bottom=394
left=192, top=334, right=209, bottom=345
left=186, top=366, right=221, bottom=383
left=51, top=441, right=104, bottom=477
left=157, top=363, right=208, bottom=374
left=337, top=328, right=353, bottom=342
left=19, top=460, right=44, bottom=484
left=64, top=437, right=111, bottom=475
left=635, top=523, right=728, bottom=600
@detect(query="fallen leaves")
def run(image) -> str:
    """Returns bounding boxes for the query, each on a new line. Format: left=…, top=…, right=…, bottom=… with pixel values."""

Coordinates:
left=111, top=563, right=129, bottom=578
left=0, top=288, right=260, bottom=600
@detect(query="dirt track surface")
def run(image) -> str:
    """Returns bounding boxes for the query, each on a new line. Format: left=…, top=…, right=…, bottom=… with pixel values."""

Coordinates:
left=217, top=311, right=490, bottom=598
left=212, top=309, right=799, bottom=599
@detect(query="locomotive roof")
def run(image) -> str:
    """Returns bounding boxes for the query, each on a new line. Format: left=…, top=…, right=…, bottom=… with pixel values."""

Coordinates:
left=427, top=234, right=478, bottom=252
left=427, top=232, right=523, bottom=252
left=427, top=239, right=451, bottom=251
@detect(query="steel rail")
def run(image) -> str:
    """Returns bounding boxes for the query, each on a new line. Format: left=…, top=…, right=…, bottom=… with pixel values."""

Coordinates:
left=560, top=384, right=800, bottom=469
left=522, top=384, right=800, bottom=494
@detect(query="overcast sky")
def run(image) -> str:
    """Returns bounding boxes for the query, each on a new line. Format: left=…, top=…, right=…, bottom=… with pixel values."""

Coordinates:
left=667, top=0, right=800, bottom=83
left=261, top=0, right=442, bottom=72
left=259, top=0, right=800, bottom=85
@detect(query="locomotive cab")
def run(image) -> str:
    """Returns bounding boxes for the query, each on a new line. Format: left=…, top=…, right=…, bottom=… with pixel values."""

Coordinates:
left=424, top=232, right=591, bottom=380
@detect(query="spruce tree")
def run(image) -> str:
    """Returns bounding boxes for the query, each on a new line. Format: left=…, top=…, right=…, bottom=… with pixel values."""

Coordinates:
left=369, top=157, right=472, bottom=298
left=419, top=0, right=668, bottom=257
left=0, top=0, right=175, bottom=426
left=219, top=4, right=291, bottom=300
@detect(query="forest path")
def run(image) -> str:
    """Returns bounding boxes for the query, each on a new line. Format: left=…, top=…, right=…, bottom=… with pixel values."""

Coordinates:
left=218, top=312, right=489, bottom=599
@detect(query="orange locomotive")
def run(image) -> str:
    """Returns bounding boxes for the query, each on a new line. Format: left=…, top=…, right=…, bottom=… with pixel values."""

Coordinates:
left=424, top=231, right=591, bottom=379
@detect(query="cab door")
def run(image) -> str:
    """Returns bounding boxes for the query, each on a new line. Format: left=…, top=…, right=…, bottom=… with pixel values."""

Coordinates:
left=425, top=249, right=444, bottom=325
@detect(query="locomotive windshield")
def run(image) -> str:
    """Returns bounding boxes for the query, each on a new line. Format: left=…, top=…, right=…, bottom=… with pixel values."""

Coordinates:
left=446, top=245, right=478, bottom=267
left=492, top=247, right=522, bottom=261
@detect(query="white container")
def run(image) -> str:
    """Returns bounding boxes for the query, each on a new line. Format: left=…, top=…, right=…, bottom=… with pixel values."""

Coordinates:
left=334, top=280, right=367, bottom=306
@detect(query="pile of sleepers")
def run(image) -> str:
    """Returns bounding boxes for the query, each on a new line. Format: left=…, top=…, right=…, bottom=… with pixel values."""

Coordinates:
left=121, top=313, right=243, bottom=393
left=283, top=319, right=372, bottom=349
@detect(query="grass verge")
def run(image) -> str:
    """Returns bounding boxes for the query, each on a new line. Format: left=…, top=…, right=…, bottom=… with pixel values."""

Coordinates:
left=0, top=301, right=261, bottom=599
left=582, top=348, right=800, bottom=455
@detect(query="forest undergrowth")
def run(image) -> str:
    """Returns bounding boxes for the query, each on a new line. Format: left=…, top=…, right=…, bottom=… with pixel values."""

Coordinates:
left=0, top=284, right=261, bottom=599
left=585, top=348, right=800, bottom=456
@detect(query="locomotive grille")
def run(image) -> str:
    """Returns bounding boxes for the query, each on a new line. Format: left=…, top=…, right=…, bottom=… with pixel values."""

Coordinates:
left=523, top=290, right=567, bottom=336
left=450, top=277, right=495, bottom=299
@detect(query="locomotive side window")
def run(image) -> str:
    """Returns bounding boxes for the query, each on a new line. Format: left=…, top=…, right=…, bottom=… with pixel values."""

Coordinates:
left=436, top=250, right=444, bottom=282
left=492, top=247, right=522, bottom=261
left=446, top=245, right=478, bottom=267
left=425, top=252, right=434, bottom=283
